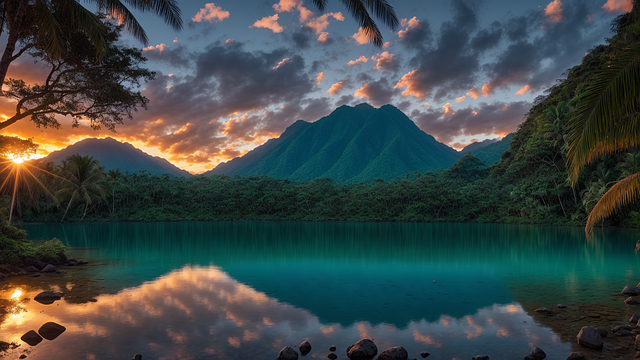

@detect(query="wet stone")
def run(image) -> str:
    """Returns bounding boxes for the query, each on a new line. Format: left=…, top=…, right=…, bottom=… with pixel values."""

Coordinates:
left=472, top=356, right=489, bottom=360
left=347, top=339, right=378, bottom=360
left=577, top=326, right=603, bottom=349
left=566, top=353, right=585, bottom=360
left=277, top=346, right=298, bottom=360
left=34, top=291, right=62, bottom=305
left=631, top=313, right=640, bottom=323
left=329, top=346, right=336, bottom=352
left=299, top=341, right=311, bottom=356
left=535, top=307, right=551, bottom=314
left=557, top=304, right=567, bottom=309
left=327, top=354, right=337, bottom=360
left=40, top=264, right=56, bottom=273
left=38, top=322, right=66, bottom=341
left=596, top=327, right=608, bottom=337
left=131, top=355, right=142, bottom=360
left=20, top=331, right=42, bottom=346
left=377, top=346, right=408, bottom=360
left=626, top=297, right=640, bottom=305
left=529, top=347, right=546, bottom=359
left=420, top=352, right=430, bottom=358
left=623, top=286, right=640, bottom=296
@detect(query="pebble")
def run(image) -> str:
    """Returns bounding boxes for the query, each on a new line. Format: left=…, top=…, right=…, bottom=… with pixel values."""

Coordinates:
left=420, top=352, right=430, bottom=358
left=557, top=304, right=567, bottom=309
left=329, top=346, right=336, bottom=352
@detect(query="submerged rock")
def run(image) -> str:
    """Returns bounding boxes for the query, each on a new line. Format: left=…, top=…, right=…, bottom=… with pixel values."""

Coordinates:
left=34, top=291, right=63, bottom=305
left=20, top=331, right=42, bottom=346
left=577, top=326, right=603, bottom=349
left=40, top=264, right=56, bottom=273
left=277, top=346, right=298, bottom=360
left=566, top=353, right=585, bottom=360
left=38, top=322, right=66, bottom=341
left=623, top=286, right=640, bottom=296
left=557, top=304, right=567, bottom=309
left=627, top=297, right=640, bottom=305
left=378, top=346, right=408, bottom=360
left=420, top=352, right=430, bottom=358
left=631, top=313, right=640, bottom=324
left=299, top=341, right=311, bottom=356
left=535, top=307, right=551, bottom=314
left=596, top=327, right=608, bottom=337
left=347, top=339, right=377, bottom=360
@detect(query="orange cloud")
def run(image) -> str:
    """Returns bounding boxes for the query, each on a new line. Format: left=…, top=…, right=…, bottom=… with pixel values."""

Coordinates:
left=347, top=55, right=369, bottom=66
left=251, top=14, right=284, bottom=33
left=467, top=88, right=480, bottom=99
left=423, top=102, right=430, bottom=107
left=192, top=3, right=230, bottom=23
left=173, top=37, right=178, bottom=43
left=443, top=103, right=454, bottom=114
left=273, top=0, right=313, bottom=22
left=602, top=0, right=632, bottom=13
left=502, top=104, right=508, bottom=111
left=371, top=51, right=395, bottom=70
left=544, top=0, right=564, bottom=23
left=514, top=84, right=531, bottom=95
left=395, top=69, right=426, bottom=99
left=354, top=83, right=371, bottom=98
left=481, top=83, right=493, bottom=97
left=351, top=28, right=370, bottom=45
left=327, top=81, right=345, bottom=95
left=398, top=16, right=420, bottom=38
left=143, top=43, right=165, bottom=52
left=316, top=72, right=324, bottom=84
left=272, top=58, right=290, bottom=70
left=455, top=95, right=466, bottom=103
left=317, top=32, right=329, bottom=43
left=306, top=12, right=344, bottom=33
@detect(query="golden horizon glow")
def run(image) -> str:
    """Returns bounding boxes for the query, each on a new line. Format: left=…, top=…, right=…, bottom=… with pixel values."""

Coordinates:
left=10, top=288, right=22, bottom=300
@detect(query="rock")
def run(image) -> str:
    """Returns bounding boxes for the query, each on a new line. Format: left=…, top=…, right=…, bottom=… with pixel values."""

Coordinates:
left=299, top=341, right=311, bottom=356
left=34, top=291, right=63, bottom=305
left=613, top=325, right=632, bottom=332
left=635, top=334, right=640, bottom=350
left=631, top=313, right=640, bottom=323
left=577, top=326, right=603, bottom=349
left=472, top=356, right=489, bottom=360
left=627, top=297, right=640, bottom=305
left=20, top=330, right=42, bottom=346
left=67, top=258, right=78, bottom=263
left=566, top=353, right=585, bottom=360
left=19, top=355, right=26, bottom=359
left=636, top=351, right=640, bottom=358
left=347, top=339, right=378, bottom=360
left=277, top=346, right=298, bottom=360
left=420, top=352, right=430, bottom=358
left=557, top=304, right=567, bottom=309
left=596, top=327, right=608, bottom=337
left=40, top=264, right=56, bottom=273
left=34, top=261, right=46, bottom=270
left=78, top=260, right=88, bottom=265
left=616, top=329, right=631, bottom=336
left=524, top=356, right=537, bottom=360
left=57, top=252, right=67, bottom=263
left=327, top=354, right=337, bottom=360
left=535, top=307, right=551, bottom=314
left=378, top=346, right=408, bottom=360
left=24, top=266, right=38, bottom=272
left=131, top=355, right=142, bottom=360
left=329, top=346, right=336, bottom=352
left=38, top=322, right=66, bottom=341
left=623, top=286, right=640, bottom=296
left=0, top=264, right=24, bottom=274
left=529, top=347, right=546, bottom=359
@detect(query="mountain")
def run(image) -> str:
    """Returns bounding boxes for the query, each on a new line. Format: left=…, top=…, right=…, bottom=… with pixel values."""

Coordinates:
left=44, top=137, right=192, bottom=177
left=460, top=138, right=499, bottom=153
left=471, top=133, right=514, bottom=165
left=205, top=104, right=462, bottom=183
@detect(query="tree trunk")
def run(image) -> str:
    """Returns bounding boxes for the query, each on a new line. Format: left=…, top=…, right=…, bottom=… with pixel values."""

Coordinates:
left=0, top=0, right=28, bottom=91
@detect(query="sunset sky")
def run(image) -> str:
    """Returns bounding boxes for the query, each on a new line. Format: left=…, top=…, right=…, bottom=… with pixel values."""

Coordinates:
left=0, top=0, right=632, bottom=173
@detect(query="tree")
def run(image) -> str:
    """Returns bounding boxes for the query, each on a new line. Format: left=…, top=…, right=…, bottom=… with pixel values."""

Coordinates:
left=310, top=0, right=398, bottom=47
left=0, top=0, right=182, bottom=89
left=56, top=154, right=106, bottom=221
left=566, top=1, right=640, bottom=237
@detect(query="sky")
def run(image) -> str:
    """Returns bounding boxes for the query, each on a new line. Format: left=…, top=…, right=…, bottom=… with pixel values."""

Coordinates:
left=0, top=0, right=633, bottom=173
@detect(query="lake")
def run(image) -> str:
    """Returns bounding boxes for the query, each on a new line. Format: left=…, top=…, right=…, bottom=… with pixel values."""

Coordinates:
left=1, top=222, right=639, bottom=360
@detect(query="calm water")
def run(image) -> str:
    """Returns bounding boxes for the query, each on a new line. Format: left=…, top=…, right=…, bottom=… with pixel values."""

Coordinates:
left=1, top=222, right=639, bottom=360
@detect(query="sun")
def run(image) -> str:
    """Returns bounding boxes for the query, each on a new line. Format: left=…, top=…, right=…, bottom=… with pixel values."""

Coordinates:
left=12, top=157, right=24, bottom=164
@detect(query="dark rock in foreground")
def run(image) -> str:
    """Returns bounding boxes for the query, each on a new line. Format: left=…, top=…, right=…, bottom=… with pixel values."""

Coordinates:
left=535, top=307, right=551, bottom=314
left=529, top=347, right=546, bottom=359
left=626, top=297, right=640, bottom=305
left=557, top=304, right=567, bottom=309
left=329, top=346, right=336, bottom=352
left=20, top=330, right=43, bottom=346
left=38, top=322, right=66, bottom=341
left=378, top=346, right=408, bottom=360
left=299, top=341, right=311, bottom=356
left=420, top=351, right=430, bottom=358
left=472, top=356, right=489, bottom=360
left=577, top=326, right=603, bottom=349
left=24, top=266, right=38, bottom=272
left=635, top=334, right=640, bottom=351
left=277, top=346, right=298, bottom=360
left=347, top=339, right=377, bottom=360
left=327, top=353, right=337, bottom=360
left=131, top=355, right=142, bottom=360
left=623, top=285, right=640, bottom=296
left=566, top=353, right=585, bottom=360
left=631, top=313, right=640, bottom=323
left=596, top=327, right=608, bottom=337
left=34, top=291, right=63, bottom=305
left=40, top=264, right=56, bottom=273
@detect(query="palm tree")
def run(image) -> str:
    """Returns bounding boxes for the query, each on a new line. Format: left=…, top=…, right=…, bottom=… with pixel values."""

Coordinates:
left=107, top=168, right=123, bottom=215
left=0, top=0, right=183, bottom=88
left=310, top=0, right=398, bottom=47
left=56, top=154, right=106, bottom=221
left=566, top=1, right=640, bottom=237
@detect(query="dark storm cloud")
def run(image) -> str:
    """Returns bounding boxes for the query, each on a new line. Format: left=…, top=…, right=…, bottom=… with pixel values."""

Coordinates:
left=398, top=18, right=432, bottom=51
left=412, top=101, right=531, bottom=143
left=142, top=44, right=192, bottom=69
left=335, top=94, right=355, bottom=107
left=291, top=27, right=313, bottom=49
left=470, top=22, right=502, bottom=52
left=396, top=101, right=413, bottom=112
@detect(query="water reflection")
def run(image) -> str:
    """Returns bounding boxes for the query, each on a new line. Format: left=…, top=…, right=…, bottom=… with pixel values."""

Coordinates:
left=1, top=265, right=569, bottom=360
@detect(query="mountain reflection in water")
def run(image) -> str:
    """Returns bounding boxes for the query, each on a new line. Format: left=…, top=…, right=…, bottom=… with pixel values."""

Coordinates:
left=1, top=265, right=569, bottom=360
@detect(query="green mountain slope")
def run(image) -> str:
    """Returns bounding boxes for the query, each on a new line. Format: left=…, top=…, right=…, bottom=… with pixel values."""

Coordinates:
left=205, top=104, right=461, bottom=182
left=461, top=138, right=498, bottom=153
left=471, top=133, right=514, bottom=165
left=44, top=137, right=192, bottom=178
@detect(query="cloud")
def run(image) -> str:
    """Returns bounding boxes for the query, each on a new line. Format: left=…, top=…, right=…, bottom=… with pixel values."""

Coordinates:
left=394, top=69, right=426, bottom=100
left=351, top=28, right=370, bottom=45
left=317, top=32, right=331, bottom=43
left=353, top=78, right=399, bottom=106
left=371, top=52, right=399, bottom=71
left=514, top=84, right=531, bottom=95
left=467, top=89, right=480, bottom=100
left=142, top=44, right=192, bottom=69
left=272, top=58, right=290, bottom=70
left=544, top=0, right=564, bottom=23
left=273, top=0, right=314, bottom=22
left=455, top=96, right=466, bottom=103
left=192, top=3, right=230, bottom=23
left=347, top=55, right=368, bottom=66
left=443, top=103, right=455, bottom=114
left=316, top=72, right=325, bottom=84
left=470, top=22, right=502, bottom=52
left=251, top=14, right=284, bottom=33
left=335, top=95, right=355, bottom=107
left=306, top=12, right=344, bottom=34
left=398, top=17, right=431, bottom=50
left=602, top=0, right=632, bottom=13
left=290, top=27, right=313, bottom=48
left=327, top=81, right=346, bottom=95
left=143, top=43, right=165, bottom=52
left=398, top=17, right=421, bottom=38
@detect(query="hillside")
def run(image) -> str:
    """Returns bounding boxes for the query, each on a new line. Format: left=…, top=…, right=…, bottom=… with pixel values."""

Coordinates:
left=44, top=138, right=192, bottom=178
left=471, top=133, right=513, bottom=165
left=461, top=138, right=498, bottom=153
left=205, top=104, right=462, bottom=183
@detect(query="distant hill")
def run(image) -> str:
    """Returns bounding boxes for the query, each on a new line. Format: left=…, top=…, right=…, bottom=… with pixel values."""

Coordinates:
left=471, top=133, right=514, bottom=165
left=460, top=138, right=499, bottom=153
left=205, top=104, right=462, bottom=182
left=44, top=137, right=192, bottom=177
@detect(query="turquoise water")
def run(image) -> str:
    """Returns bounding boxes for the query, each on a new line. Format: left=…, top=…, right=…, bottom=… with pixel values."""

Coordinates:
left=1, top=222, right=639, bottom=359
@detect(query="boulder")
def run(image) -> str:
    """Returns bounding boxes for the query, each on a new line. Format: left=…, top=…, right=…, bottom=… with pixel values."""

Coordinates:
left=535, top=307, right=551, bottom=314
left=627, top=297, right=640, bottom=305
left=577, top=326, right=603, bottom=349
left=557, top=304, right=567, bottom=309
left=40, top=264, right=56, bottom=273
left=67, top=258, right=78, bottom=263
left=623, top=286, right=640, bottom=296
left=38, top=322, right=66, bottom=340
left=529, top=347, right=546, bottom=359
left=78, top=260, right=89, bottom=265
left=635, top=334, right=640, bottom=350
left=329, top=346, right=336, bottom=352
left=327, top=354, right=337, bottom=360
left=24, top=266, right=38, bottom=272
left=20, top=330, right=43, bottom=346
left=131, top=355, right=142, bottom=360
left=377, top=346, right=408, bottom=360
left=566, top=353, right=585, bottom=360
left=299, top=341, right=311, bottom=356
left=420, top=352, right=430, bottom=358
left=57, top=252, right=67, bottom=263
left=34, top=261, right=46, bottom=270
left=277, top=346, right=298, bottom=360
left=631, top=313, right=640, bottom=324
left=347, top=339, right=378, bottom=360
left=34, top=291, right=63, bottom=305
left=613, top=325, right=631, bottom=332
left=596, top=327, right=608, bottom=337
left=472, top=356, right=489, bottom=360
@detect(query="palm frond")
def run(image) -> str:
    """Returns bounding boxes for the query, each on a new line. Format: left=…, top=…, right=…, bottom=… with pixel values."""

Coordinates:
left=61, top=0, right=109, bottom=57
left=566, top=45, right=640, bottom=185
left=96, top=0, right=149, bottom=45
left=338, top=0, right=382, bottom=46
left=310, top=0, right=327, bottom=11
left=33, top=0, right=65, bottom=58
left=123, top=0, right=183, bottom=31
left=361, top=0, right=398, bottom=29
left=585, top=172, right=640, bottom=238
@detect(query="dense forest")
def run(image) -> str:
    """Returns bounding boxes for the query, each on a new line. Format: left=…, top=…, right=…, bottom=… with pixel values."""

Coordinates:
left=3, top=8, right=640, bottom=230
